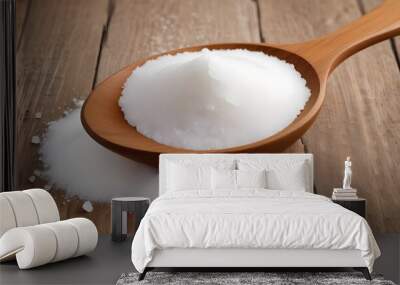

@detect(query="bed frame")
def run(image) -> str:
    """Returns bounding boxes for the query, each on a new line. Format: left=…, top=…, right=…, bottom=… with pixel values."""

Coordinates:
left=139, top=154, right=371, bottom=280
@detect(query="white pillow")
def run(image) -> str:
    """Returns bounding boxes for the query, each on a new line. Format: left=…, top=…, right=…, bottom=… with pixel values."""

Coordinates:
left=211, top=169, right=267, bottom=190
left=211, top=169, right=236, bottom=190
left=166, top=159, right=236, bottom=192
left=266, top=162, right=308, bottom=191
left=167, top=163, right=211, bottom=191
left=238, top=159, right=310, bottom=191
left=237, top=169, right=267, bottom=188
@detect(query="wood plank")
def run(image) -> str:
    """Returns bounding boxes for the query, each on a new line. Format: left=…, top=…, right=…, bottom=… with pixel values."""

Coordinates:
left=259, top=0, right=400, bottom=232
left=50, top=190, right=111, bottom=233
left=16, top=0, right=30, bottom=47
left=15, top=0, right=110, bottom=233
left=95, top=0, right=260, bottom=84
left=16, top=0, right=108, bottom=185
left=284, top=140, right=306, bottom=153
left=361, top=0, right=400, bottom=234
left=362, top=0, right=400, bottom=67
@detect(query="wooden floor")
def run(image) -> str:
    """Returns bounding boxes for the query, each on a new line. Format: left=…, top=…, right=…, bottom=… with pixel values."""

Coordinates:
left=15, top=0, right=400, bottom=233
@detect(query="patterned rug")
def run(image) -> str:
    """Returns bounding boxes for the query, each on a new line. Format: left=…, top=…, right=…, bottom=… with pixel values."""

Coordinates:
left=116, top=271, right=396, bottom=285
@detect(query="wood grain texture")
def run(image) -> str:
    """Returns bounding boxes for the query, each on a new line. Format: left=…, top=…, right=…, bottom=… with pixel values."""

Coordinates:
left=95, top=0, right=260, bottom=84
left=16, top=0, right=108, bottom=185
left=363, top=0, right=400, bottom=64
left=15, top=0, right=110, bottom=233
left=259, top=0, right=400, bottom=232
left=284, top=140, right=306, bottom=153
left=15, top=0, right=30, bottom=47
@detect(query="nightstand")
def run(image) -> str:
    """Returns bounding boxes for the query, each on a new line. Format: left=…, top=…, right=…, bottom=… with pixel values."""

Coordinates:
left=111, top=197, right=150, bottom=242
left=332, top=198, right=366, bottom=218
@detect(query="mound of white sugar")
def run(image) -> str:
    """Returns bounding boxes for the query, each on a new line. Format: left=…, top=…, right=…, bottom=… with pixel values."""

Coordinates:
left=120, top=48, right=311, bottom=150
left=40, top=104, right=158, bottom=201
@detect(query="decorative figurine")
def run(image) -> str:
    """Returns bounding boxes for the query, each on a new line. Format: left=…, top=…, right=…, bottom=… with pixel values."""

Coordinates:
left=342, top=156, right=352, bottom=189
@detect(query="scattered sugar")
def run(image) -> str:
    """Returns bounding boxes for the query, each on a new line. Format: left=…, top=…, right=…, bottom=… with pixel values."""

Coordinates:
left=120, top=49, right=311, bottom=150
left=34, top=112, right=42, bottom=119
left=82, top=201, right=94, bottom=213
left=28, top=176, right=36, bottom=183
left=31, top=136, right=41, bottom=144
left=39, top=105, right=158, bottom=201
left=33, top=169, right=41, bottom=177
left=72, top=98, right=81, bottom=106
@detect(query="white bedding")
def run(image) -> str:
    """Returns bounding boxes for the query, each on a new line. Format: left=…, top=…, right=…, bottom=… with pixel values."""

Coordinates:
left=131, top=190, right=380, bottom=273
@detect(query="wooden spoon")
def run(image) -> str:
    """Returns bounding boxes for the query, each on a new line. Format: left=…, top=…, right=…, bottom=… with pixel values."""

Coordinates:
left=82, top=0, right=400, bottom=166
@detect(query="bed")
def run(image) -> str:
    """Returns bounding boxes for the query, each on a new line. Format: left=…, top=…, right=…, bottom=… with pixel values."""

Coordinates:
left=131, top=154, right=380, bottom=280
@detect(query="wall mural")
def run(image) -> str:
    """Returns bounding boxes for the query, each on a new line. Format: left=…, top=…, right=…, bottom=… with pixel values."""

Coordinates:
left=15, top=0, right=400, bottom=234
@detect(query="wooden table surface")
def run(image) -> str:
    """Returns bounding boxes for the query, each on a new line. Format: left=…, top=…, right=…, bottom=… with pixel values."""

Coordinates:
left=15, top=0, right=400, bottom=234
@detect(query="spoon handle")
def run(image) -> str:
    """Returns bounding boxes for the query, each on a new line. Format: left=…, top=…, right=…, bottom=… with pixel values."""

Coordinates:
left=300, top=0, right=400, bottom=76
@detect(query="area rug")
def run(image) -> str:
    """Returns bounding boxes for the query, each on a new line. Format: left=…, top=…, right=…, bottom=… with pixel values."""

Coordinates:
left=116, top=272, right=396, bottom=285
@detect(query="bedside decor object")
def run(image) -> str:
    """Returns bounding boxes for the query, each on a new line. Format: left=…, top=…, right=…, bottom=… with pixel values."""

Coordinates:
left=343, top=156, right=352, bottom=189
left=112, top=197, right=150, bottom=242
left=332, top=157, right=358, bottom=200
left=332, top=188, right=358, bottom=200
left=0, top=189, right=98, bottom=269
left=332, top=198, right=366, bottom=218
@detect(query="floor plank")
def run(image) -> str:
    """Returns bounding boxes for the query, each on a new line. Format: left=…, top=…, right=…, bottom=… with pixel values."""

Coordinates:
left=258, top=0, right=400, bottom=232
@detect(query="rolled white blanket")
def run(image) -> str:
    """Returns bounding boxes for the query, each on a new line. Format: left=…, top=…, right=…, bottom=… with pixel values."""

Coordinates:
left=0, top=218, right=98, bottom=269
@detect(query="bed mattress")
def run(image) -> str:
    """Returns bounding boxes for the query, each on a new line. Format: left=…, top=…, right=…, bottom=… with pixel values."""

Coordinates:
left=131, top=189, right=380, bottom=272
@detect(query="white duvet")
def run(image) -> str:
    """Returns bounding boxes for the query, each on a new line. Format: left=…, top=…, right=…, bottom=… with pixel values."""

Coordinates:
left=131, top=190, right=380, bottom=272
